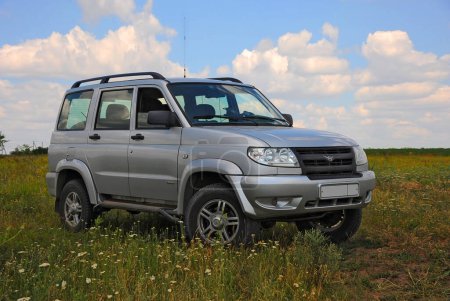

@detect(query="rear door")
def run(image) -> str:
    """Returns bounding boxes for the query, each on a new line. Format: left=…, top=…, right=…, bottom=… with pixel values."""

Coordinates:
left=86, top=87, right=134, bottom=196
left=128, top=86, right=181, bottom=204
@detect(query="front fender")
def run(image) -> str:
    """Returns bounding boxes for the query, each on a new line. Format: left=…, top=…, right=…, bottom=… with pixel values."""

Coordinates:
left=176, top=159, right=242, bottom=214
left=56, top=159, right=98, bottom=205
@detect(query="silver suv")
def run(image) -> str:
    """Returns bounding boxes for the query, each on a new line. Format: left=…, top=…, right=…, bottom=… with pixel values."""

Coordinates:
left=46, top=72, right=376, bottom=244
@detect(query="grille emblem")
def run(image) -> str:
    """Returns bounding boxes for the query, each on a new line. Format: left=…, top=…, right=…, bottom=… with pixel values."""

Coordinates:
left=323, top=155, right=334, bottom=162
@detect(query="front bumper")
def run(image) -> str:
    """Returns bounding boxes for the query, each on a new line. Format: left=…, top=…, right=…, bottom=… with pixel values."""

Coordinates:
left=227, top=171, right=376, bottom=219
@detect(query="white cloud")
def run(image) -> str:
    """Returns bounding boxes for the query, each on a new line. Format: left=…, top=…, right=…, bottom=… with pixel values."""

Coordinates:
left=0, top=0, right=182, bottom=80
left=1, top=5, right=449, bottom=149
left=228, top=24, right=351, bottom=99
left=77, top=0, right=136, bottom=23
left=216, top=65, right=231, bottom=76
left=0, top=80, right=66, bottom=151
left=359, top=31, right=450, bottom=85
left=322, top=23, right=339, bottom=42
left=223, top=25, right=450, bottom=147
left=355, top=82, right=438, bottom=101
left=0, top=0, right=190, bottom=152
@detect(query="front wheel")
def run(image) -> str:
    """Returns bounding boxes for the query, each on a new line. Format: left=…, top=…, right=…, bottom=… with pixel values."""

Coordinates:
left=184, top=183, right=260, bottom=245
left=296, top=209, right=362, bottom=243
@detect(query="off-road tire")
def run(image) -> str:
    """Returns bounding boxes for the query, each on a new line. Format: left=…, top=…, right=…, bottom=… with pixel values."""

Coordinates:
left=184, top=183, right=260, bottom=245
left=296, top=209, right=362, bottom=243
left=59, top=179, right=94, bottom=232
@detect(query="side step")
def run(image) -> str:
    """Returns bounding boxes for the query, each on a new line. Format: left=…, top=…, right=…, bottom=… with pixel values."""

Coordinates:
left=98, top=199, right=180, bottom=223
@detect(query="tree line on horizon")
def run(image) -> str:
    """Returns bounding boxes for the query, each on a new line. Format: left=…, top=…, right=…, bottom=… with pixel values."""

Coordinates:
left=0, top=131, right=48, bottom=155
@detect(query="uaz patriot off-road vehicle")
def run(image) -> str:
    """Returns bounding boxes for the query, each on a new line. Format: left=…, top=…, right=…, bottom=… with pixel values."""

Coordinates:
left=46, top=72, right=375, bottom=244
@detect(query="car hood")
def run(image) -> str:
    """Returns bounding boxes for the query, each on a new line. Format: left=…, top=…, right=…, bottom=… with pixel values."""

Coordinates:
left=202, top=126, right=358, bottom=147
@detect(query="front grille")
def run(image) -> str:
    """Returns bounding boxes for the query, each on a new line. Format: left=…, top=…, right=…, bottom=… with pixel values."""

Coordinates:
left=295, top=147, right=359, bottom=180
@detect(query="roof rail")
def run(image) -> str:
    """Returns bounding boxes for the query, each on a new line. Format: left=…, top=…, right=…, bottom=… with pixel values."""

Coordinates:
left=209, top=77, right=243, bottom=84
left=71, top=72, right=166, bottom=88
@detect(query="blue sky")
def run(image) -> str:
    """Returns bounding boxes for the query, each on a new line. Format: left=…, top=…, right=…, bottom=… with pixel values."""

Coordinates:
left=1, top=0, right=449, bottom=72
left=0, top=0, right=449, bottom=150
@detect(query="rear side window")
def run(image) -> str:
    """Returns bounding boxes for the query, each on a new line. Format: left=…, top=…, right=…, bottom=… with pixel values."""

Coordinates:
left=57, top=90, right=93, bottom=130
left=95, top=89, right=133, bottom=130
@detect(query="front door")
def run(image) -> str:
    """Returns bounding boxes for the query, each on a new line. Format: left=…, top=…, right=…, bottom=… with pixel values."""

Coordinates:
left=128, top=86, right=181, bottom=204
left=86, top=88, right=133, bottom=196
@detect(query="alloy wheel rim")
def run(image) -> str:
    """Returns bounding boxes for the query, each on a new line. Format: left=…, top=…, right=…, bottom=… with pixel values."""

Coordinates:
left=64, top=191, right=83, bottom=227
left=197, top=199, right=240, bottom=244
left=314, top=210, right=346, bottom=232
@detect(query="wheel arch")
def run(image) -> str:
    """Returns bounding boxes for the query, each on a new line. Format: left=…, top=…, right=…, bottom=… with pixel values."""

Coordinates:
left=177, top=159, right=243, bottom=215
left=55, top=159, right=98, bottom=208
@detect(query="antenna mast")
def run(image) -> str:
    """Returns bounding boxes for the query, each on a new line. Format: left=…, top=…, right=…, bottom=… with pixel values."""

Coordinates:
left=183, top=17, right=186, bottom=78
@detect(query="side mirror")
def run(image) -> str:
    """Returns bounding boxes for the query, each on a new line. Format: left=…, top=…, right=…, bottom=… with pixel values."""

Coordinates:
left=147, top=111, right=179, bottom=128
left=282, top=114, right=293, bottom=127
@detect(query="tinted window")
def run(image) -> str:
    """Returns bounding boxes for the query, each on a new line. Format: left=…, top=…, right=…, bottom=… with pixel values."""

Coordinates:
left=95, top=89, right=133, bottom=130
left=57, top=90, right=93, bottom=130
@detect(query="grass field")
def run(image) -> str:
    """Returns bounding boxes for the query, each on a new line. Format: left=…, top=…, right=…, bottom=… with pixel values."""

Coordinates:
left=0, top=152, right=449, bottom=300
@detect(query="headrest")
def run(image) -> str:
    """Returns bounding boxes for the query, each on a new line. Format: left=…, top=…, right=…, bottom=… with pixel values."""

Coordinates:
left=143, top=98, right=168, bottom=111
left=106, top=104, right=129, bottom=120
left=194, top=104, right=215, bottom=118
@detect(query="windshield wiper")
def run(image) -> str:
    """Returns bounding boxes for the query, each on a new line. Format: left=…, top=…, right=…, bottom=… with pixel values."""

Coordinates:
left=192, top=115, right=259, bottom=125
left=193, top=114, right=289, bottom=125
left=193, top=115, right=236, bottom=120
left=241, top=115, right=289, bottom=125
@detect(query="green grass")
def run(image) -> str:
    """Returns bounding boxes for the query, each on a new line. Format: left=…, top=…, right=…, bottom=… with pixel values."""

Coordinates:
left=0, top=153, right=449, bottom=300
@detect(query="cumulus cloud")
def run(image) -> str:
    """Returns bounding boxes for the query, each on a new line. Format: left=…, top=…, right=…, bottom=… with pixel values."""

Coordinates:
left=358, top=31, right=450, bottom=85
left=1, top=4, right=449, bottom=148
left=0, top=0, right=192, bottom=152
left=0, top=0, right=184, bottom=79
left=77, top=0, right=136, bottom=23
left=355, top=82, right=438, bottom=101
left=221, top=24, right=450, bottom=147
left=227, top=23, right=351, bottom=99
left=0, top=80, right=66, bottom=151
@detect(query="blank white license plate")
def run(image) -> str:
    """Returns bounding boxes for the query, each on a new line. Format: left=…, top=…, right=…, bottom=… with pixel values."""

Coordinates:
left=319, top=184, right=359, bottom=199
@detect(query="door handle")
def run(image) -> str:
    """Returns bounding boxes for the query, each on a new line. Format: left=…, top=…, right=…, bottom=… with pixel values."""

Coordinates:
left=131, top=134, right=144, bottom=140
left=89, top=134, right=101, bottom=140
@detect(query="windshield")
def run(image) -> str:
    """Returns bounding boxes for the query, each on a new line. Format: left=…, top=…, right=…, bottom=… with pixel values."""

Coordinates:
left=167, top=83, right=289, bottom=126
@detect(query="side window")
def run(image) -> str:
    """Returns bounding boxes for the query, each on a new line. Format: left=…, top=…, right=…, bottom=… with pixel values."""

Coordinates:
left=136, top=88, right=170, bottom=129
left=57, top=90, right=93, bottom=130
left=95, top=89, right=132, bottom=130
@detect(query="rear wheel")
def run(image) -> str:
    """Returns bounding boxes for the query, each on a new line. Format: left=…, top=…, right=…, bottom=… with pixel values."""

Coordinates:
left=184, top=183, right=260, bottom=245
left=296, top=209, right=362, bottom=243
left=59, top=179, right=93, bottom=232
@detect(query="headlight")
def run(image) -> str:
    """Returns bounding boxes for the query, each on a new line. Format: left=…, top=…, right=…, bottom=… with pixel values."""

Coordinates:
left=353, top=145, right=368, bottom=165
left=248, top=147, right=299, bottom=167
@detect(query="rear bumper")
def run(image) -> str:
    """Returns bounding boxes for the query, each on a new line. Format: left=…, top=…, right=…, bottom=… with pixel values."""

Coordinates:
left=46, top=172, right=57, bottom=197
left=227, top=171, right=376, bottom=219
